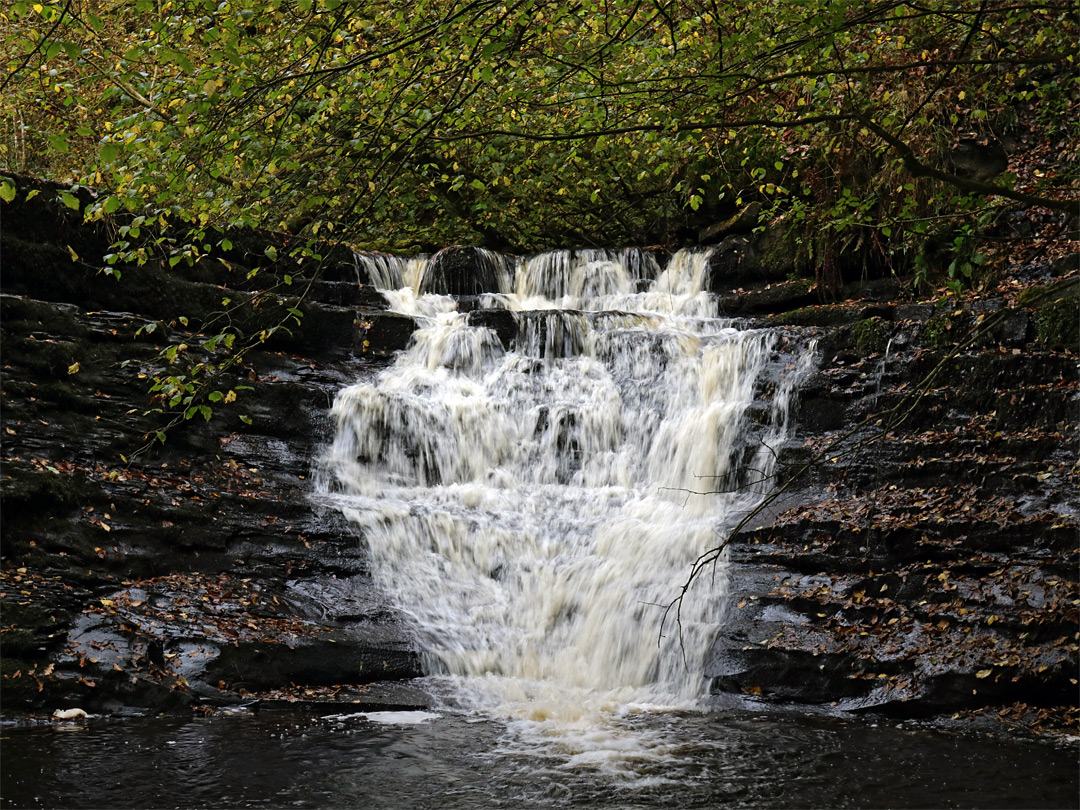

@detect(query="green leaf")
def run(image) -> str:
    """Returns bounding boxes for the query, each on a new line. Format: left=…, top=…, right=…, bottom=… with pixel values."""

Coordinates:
left=239, top=414, right=252, bottom=425
left=0, top=180, right=15, bottom=204
left=60, top=191, right=80, bottom=210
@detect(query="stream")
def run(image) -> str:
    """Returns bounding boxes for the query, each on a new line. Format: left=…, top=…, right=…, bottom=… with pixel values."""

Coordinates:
left=3, top=706, right=1076, bottom=808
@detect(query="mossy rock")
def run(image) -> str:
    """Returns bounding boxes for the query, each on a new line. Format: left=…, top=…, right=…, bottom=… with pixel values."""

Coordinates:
left=1033, top=297, right=1079, bottom=348
left=770, top=303, right=890, bottom=328
left=852, top=316, right=889, bottom=354
left=1016, top=275, right=1079, bottom=308
left=1, top=463, right=96, bottom=513
left=921, top=312, right=960, bottom=349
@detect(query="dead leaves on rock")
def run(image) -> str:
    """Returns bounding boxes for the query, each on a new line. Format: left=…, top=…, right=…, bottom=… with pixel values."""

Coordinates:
left=87, top=571, right=320, bottom=650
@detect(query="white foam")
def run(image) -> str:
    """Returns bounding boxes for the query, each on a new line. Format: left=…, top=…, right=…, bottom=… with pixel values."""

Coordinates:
left=322, top=247, right=814, bottom=776
left=324, top=710, right=441, bottom=725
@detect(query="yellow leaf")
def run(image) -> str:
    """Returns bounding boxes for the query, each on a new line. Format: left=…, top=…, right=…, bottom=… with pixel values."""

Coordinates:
left=224, top=390, right=237, bottom=404
left=67, top=362, right=80, bottom=375
left=975, top=669, right=992, bottom=679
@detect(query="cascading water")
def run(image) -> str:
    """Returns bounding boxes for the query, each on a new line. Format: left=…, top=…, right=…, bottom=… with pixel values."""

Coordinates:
left=319, top=248, right=815, bottom=777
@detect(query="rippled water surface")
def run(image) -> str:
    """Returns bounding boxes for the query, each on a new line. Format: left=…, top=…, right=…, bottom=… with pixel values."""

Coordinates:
left=3, top=706, right=1076, bottom=809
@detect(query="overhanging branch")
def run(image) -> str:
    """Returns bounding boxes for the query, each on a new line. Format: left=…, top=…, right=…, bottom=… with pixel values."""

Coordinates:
left=857, top=115, right=1080, bottom=216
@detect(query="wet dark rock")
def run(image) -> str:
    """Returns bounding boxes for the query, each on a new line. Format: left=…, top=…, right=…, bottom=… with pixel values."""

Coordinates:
left=707, top=236, right=756, bottom=289
left=698, top=202, right=762, bottom=244
left=707, top=220, right=803, bottom=291
left=1049, top=252, right=1079, bottom=277
left=719, top=279, right=818, bottom=316
left=840, top=277, right=903, bottom=302
left=252, top=681, right=432, bottom=714
left=708, top=299, right=1079, bottom=723
left=205, top=629, right=421, bottom=692
left=949, top=138, right=1009, bottom=182
left=1, top=179, right=423, bottom=715
left=422, top=245, right=507, bottom=296
left=467, top=308, right=519, bottom=350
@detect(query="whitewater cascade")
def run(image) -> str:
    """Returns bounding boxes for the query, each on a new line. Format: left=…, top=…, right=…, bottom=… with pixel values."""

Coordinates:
left=319, top=248, right=815, bottom=775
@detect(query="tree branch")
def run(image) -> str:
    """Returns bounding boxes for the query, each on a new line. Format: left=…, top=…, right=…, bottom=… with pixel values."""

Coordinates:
left=857, top=115, right=1080, bottom=215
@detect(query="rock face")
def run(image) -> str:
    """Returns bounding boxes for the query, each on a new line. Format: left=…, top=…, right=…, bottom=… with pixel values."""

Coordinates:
left=421, top=245, right=508, bottom=296
left=2, top=174, right=1076, bottom=735
left=709, top=291, right=1079, bottom=730
left=1, top=176, right=422, bottom=713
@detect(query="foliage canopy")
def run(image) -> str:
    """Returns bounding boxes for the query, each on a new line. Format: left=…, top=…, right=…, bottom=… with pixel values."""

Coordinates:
left=4, top=0, right=1077, bottom=257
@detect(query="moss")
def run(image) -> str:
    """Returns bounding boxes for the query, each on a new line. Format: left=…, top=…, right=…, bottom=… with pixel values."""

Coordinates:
left=852, top=316, right=889, bottom=354
left=4, top=336, right=81, bottom=378
left=1, top=464, right=94, bottom=513
left=1034, top=297, right=1079, bottom=348
left=922, top=313, right=958, bottom=349
left=770, top=303, right=887, bottom=327
left=754, top=218, right=802, bottom=279
left=770, top=306, right=826, bottom=326
left=1017, top=276, right=1079, bottom=308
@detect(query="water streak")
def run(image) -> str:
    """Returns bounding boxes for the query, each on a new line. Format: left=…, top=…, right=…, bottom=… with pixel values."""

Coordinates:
left=322, top=248, right=814, bottom=776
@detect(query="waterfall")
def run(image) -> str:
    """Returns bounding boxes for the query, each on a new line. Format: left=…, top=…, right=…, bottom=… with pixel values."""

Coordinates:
left=321, top=248, right=814, bottom=776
